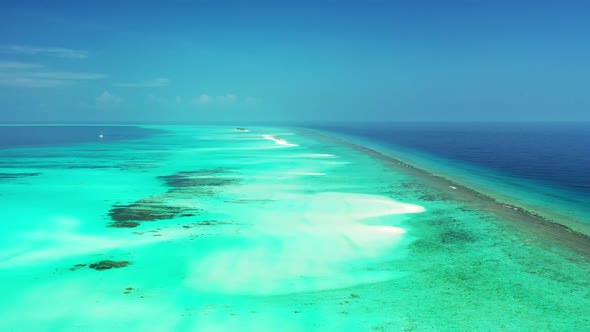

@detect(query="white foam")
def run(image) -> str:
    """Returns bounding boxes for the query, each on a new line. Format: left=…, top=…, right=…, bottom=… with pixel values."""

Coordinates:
left=294, top=153, right=335, bottom=158
left=262, top=134, right=299, bottom=147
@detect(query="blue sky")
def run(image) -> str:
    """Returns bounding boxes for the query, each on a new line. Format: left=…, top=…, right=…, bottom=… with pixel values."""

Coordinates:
left=0, top=0, right=589, bottom=123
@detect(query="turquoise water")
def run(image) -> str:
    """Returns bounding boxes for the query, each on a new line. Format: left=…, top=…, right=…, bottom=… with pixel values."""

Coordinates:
left=0, top=126, right=588, bottom=331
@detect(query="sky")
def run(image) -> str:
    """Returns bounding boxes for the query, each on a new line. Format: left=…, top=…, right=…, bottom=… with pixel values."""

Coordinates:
left=0, top=0, right=589, bottom=123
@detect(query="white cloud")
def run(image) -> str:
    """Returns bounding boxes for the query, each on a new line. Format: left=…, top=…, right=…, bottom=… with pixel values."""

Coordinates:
left=0, top=61, right=106, bottom=88
left=21, top=71, right=107, bottom=80
left=199, top=94, right=211, bottom=104
left=96, top=91, right=122, bottom=106
left=0, top=77, right=66, bottom=88
left=145, top=95, right=184, bottom=107
left=191, top=94, right=212, bottom=105
left=114, top=78, right=170, bottom=88
left=225, top=93, right=237, bottom=103
left=191, top=93, right=241, bottom=106
left=0, top=61, right=42, bottom=69
left=3, top=45, right=89, bottom=59
left=215, top=94, right=237, bottom=103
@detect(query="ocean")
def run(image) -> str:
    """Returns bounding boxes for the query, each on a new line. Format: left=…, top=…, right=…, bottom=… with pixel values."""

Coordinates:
left=0, top=125, right=588, bottom=331
left=320, top=122, right=590, bottom=193
left=0, top=125, right=161, bottom=148
left=314, top=122, right=590, bottom=230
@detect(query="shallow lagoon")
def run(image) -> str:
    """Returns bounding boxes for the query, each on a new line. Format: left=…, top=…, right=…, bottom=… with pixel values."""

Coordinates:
left=0, top=126, right=588, bottom=331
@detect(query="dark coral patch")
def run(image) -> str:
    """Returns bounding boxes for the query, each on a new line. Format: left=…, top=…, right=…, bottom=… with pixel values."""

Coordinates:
left=109, top=200, right=185, bottom=222
left=109, top=221, right=141, bottom=228
left=0, top=172, right=41, bottom=179
left=118, top=164, right=160, bottom=170
left=197, top=220, right=233, bottom=226
left=158, top=171, right=238, bottom=189
left=226, top=199, right=274, bottom=204
left=106, top=169, right=237, bottom=229
left=88, top=260, right=131, bottom=271
left=67, top=165, right=118, bottom=169
left=419, top=193, right=447, bottom=201
left=108, top=198, right=200, bottom=223
left=440, top=230, right=477, bottom=245
left=69, top=263, right=87, bottom=271
left=188, top=168, right=229, bottom=175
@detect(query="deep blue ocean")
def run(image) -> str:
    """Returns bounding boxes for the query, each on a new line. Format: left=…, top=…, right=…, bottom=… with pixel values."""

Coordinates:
left=317, top=122, right=590, bottom=195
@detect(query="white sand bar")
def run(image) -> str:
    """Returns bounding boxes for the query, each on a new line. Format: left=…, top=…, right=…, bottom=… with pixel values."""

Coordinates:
left=185, top=192, right=425, bottom=295
left=262, top=134, right=299, bottom=147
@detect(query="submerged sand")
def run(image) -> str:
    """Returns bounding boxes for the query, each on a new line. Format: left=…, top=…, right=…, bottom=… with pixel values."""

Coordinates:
left=0, top=126, right=588, bottom=331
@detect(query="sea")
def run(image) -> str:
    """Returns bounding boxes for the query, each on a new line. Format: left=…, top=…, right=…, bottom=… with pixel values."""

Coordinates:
left=0, top=124, right=588, bottom=331
left=314, top=122, right=590, bottom=230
